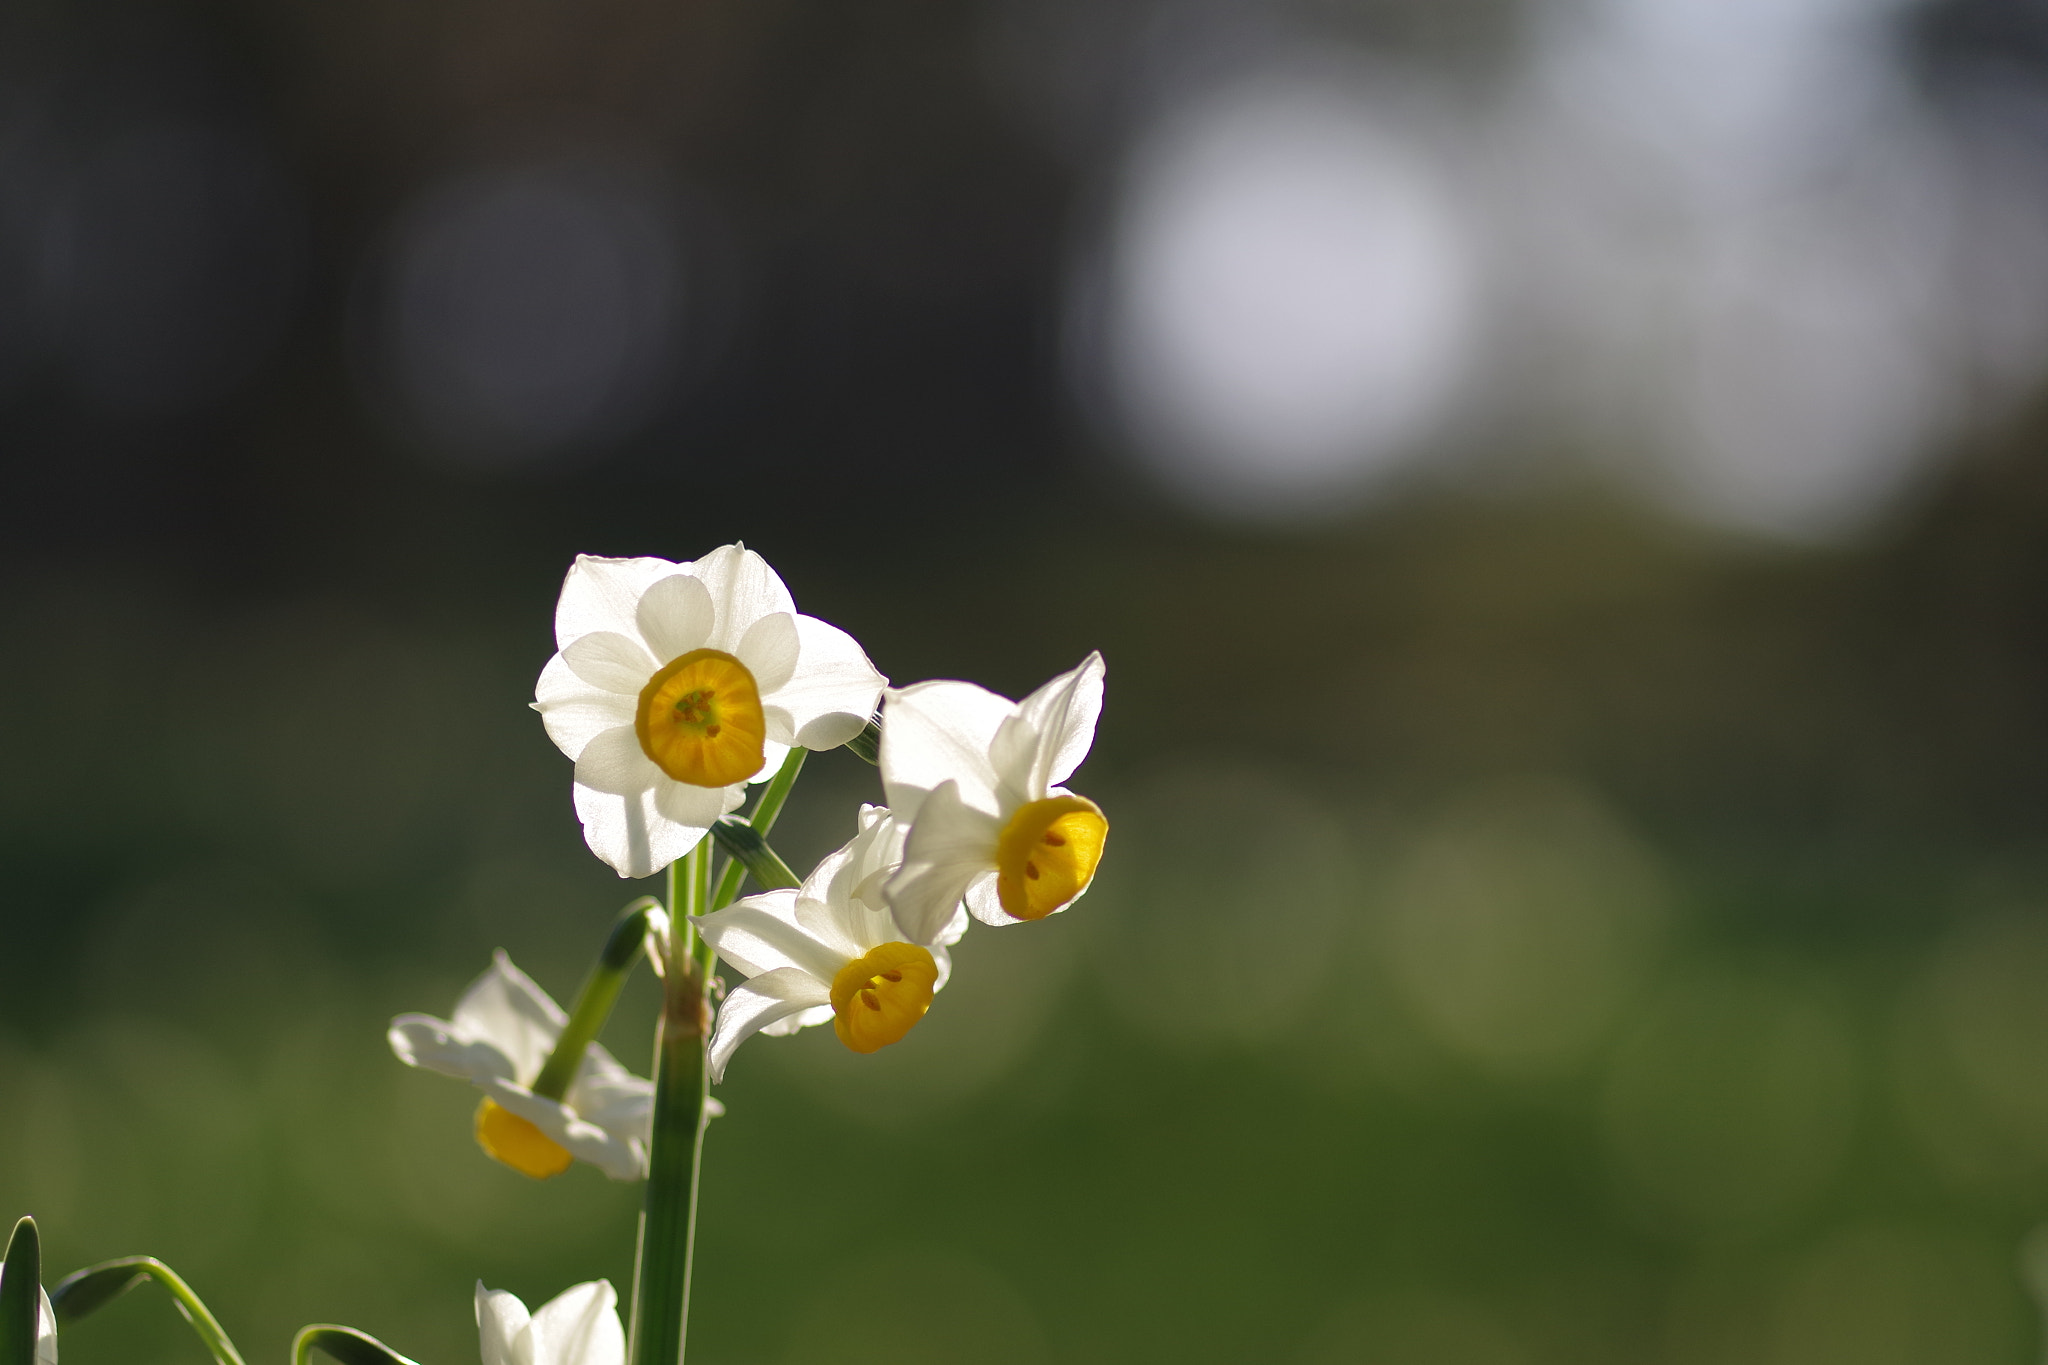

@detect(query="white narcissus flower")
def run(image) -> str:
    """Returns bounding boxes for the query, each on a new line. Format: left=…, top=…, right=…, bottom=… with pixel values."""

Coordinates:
left=389, top=952, right=652, bottom=1181
left=475, top=1281, right=622, bottom=1365
left=692, top=805, right=966, bottom=1080
left=533, top=545, right=888, bottom=878
left=880, top=652, right=1108, bottom=944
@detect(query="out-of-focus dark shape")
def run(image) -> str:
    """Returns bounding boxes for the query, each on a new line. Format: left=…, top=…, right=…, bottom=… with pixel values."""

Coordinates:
left=361, top=144, right=700, bottom=470
left=37, top=121, right=301, bottom=417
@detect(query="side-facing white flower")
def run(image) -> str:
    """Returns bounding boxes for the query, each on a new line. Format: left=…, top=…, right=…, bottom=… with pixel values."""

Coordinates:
left=534, top=545, right=888, bottom=878
left=692, top=805, right=966, bottom=1080
left=476, top=1281, right=622, bottom=1365
left=389, top=952, right=652, bottom=1181
left=880, top=652, right=1109, bottom=943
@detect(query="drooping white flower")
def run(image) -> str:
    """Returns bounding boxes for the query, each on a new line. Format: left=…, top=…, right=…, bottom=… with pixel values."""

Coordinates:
left=533, top=545, right=888, bottom=878
left=389, top=952, right=652, bottom=1181
left=692, top=805, right=966, bottom=1081
left=880, top=652, right=1108, bottom=944
left=475, top=1281, right=622, bottom=1365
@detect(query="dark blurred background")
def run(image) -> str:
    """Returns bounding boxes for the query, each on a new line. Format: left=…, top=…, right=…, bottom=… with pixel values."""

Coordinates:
left=13, top=0, right=2048, bottom=1361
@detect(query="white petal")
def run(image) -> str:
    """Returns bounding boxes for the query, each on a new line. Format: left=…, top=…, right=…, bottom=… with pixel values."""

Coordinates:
left=482, top=1081, right=646, bottom=1181
left=707, top=970, right=833, bottom=1082
left=772, top=616, right=888, bottom=750
left=692, top=544, right=797, bottom=653
left=734, top=612, right=800, bottom=696
left=555, top=556, right=681, bottom=648
left=477, top=1285, right=533, bottom=1365
left=962, top=869, right=1013, bottom=927
left=451, top=951, right=567, bottom=1083
left=567, top=1063, right=653, bottom=1146
left=35, top=1288, right=55, bottom=1365
left=759, top=1003, right=834, bottom=1036
left=755, top=738, right=793, bottom=779
left=533, top=657, right=637, bottom=759
left=1018, top=652, right=1106, bottom=794
left=527, top=1281, right=623, bottom=1365
left=878, top=681, right=1013, bottom=817
left=693, top=893, right=846, bottom=982
left=561, top=633, right=658, bottom=696
left=885, top=781, right=1002, bottom=946
left=574, top=726, right=661, bottom=797
left=573, top=784, right=708, bottom=879
left=635, top=573, right=715, bottom=665
left=653, top=777, right=745, bottom=829
left=387, top=1014, right=518, bottom=1085
left=761, top=705, right=797, bottom=748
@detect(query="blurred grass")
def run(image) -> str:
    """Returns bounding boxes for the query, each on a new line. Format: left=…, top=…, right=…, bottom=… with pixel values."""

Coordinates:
left=9, top=489, right=2048, bottom=1364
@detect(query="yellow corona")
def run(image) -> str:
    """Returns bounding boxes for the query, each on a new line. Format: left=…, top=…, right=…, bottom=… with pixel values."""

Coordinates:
left=829, top=942, right=939, bottom=1054
left=634, top=649, right=768, bottom=786
left=995, top=795, right=1108, bottom=920
left=474, top=1097, right=574, bottom=1179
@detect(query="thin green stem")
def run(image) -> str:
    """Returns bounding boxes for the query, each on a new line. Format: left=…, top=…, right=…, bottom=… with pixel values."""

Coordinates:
left=531, top=897, right=664, bottom=1102
left=49, top=1257, right=244, bottom=1365
left=708, top=821, right=802, bottom=894
left=628, top=845, right=711, bottom=1365
left=710, top=749, right=807, bottom=910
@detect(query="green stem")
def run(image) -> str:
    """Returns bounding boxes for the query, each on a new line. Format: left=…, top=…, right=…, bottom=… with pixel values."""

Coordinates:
left=843, top=715, right=882, bottom=765
left=628, top=846, right=711, bottom=1365
left=708, top=822, right=802, bottom=894
left=531, top=897, right=665, bottom=1102
left=48, top=1256, right=245, bottom=1365
left=710, top=749, right=807, bottom=910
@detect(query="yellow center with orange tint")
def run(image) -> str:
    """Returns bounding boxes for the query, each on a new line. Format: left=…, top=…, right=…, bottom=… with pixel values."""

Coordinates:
left=474, top=1097, right=573, bottom=1179
left=829, top=942, right=939, bottom=1054
left=995, top=795, right=1108, bottom=920
left=634, top=648, right=768, bottom=787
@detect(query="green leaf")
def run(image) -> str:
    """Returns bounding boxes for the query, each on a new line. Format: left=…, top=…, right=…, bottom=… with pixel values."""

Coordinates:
left=47, top=1261, right=149, bottom=1326
left=293, top=1324, right=421, bottom=1365
left=0, top=1218, right=42, bottom=1365
left=708, top=819, right=801, bottom=893
left=48, top=1257, right=244, bottom=1365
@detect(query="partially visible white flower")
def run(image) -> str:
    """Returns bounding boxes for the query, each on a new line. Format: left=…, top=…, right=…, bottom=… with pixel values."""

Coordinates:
left=475, top=1281, right=622, bottom=1365
left=880, top=652, right=1109, bottom=943
left=0, top=1270, right=57, bottom=1365
left=389, top=952, right=652, bottom=1180
left=533, top=544, right=888, bottom=879
left=692, top=805, right=966, bottom=1081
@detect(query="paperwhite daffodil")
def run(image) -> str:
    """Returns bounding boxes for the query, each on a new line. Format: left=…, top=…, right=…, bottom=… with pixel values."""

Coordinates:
left=389, top=952, right=652, bottom=1181
left=475, top=1280, right=622, bottom=1365
left=692, top=805, right=966, bottom=1080
left=880, top=652, right=1108, bottom=943
left=533, top=545, right=888, bottom=878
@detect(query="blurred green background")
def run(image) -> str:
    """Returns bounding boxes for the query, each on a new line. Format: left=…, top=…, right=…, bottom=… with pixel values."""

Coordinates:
left=13, top=0, right=2048, bottom=1363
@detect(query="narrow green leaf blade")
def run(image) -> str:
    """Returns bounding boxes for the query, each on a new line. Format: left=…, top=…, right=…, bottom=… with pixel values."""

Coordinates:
left=47, top=1257, right=243, bottom=1365
left=293, top=1325, right=421, bottom=1365
left=0, top=1218, right=44, bottom=1365
left=48, top=1261, right=152, bottom=1327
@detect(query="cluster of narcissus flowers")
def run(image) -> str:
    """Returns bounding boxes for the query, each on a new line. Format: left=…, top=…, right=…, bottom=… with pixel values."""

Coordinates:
left=3, top=544, right=1100, bottom=1365
left=389, top=543, right=1107, bottom=1178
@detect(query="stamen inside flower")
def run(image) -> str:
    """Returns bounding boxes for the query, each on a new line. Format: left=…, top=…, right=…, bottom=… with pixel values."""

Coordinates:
left=829, top=942, right=939, bottom=1054
left=635, top=648, right=768, bottom=786
left=995, top=795, right=1108, bottom=920
left=474, top=1097, right=573, bottom=1179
